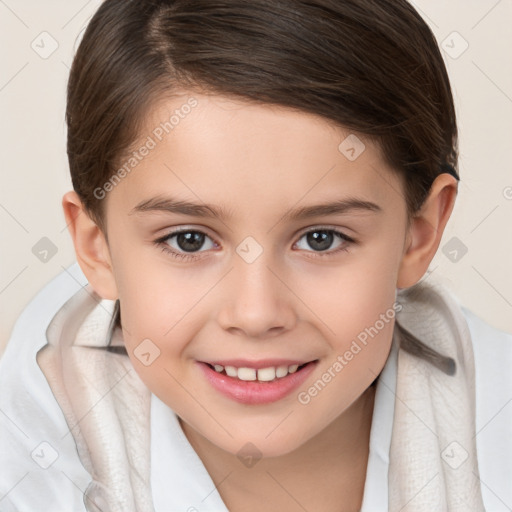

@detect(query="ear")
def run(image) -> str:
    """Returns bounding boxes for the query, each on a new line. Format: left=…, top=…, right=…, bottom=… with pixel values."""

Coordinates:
left=397, top=173, right=458, bottom=289
left=62, top=190, right=118, bottom=300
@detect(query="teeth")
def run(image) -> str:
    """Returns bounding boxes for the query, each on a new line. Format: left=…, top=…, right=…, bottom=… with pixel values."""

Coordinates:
left=211, top=362, right=307, bottom=381
left=257, top=367, right=276, bottom=381
left=225, top=365, right=238, bottom=377
left=237, top=367, right=257, bottom=381
left=276, top=365, right=288, bottom=378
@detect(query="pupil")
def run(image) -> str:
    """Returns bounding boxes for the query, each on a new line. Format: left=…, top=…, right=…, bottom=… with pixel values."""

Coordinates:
left=177, top=232, right=204, bottom=252
left=175, top=231, right=333, bottom=253
left=308, top=231, right=332, bottom=251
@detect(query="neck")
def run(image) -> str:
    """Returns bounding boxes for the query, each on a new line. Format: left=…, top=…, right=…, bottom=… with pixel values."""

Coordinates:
left=180, top=384, right=376, bottom=512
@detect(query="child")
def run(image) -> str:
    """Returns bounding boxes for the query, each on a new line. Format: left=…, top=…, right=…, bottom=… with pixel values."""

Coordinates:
left=1, top=0, right=511, bottom=511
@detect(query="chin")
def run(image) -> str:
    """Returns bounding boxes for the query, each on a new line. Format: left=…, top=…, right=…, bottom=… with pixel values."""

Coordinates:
left=217, top=426, right=311, bottom=460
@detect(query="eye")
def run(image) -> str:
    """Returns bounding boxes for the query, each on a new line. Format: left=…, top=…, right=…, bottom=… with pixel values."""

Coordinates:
left=155, top=226, right=355, bottom=262
left=293, top=227, right=355, bottom=257
left=155, top=229, right=217, bottom=261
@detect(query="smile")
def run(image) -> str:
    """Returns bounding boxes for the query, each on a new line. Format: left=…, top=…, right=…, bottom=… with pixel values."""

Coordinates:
left=206, top=362, right=308, bottom=382
left=197, top=359, right=318, bottom=405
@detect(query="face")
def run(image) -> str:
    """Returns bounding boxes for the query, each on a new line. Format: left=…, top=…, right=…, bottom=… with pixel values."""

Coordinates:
left=100, top=90, right=409, bottom=458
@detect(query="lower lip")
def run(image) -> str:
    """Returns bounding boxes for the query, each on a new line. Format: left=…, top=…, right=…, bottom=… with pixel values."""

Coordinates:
left=197, top=361, right=318, bottom=405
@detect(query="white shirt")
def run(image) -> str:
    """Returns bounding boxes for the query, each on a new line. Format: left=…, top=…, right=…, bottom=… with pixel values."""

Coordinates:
left=1, top=262, right=511, bottom=511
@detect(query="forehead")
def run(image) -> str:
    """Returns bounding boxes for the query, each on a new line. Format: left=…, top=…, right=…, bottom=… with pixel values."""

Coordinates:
left=107, top=91, right=405, bottom=220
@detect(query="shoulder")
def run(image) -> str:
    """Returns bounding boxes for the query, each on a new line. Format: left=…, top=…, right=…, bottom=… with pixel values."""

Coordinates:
left=462, top=306, right=512, bottom=353
left=461, top=307, right=512, bottom=511
left=462, top=306, right=512, bottom=436
left=0, top=263, right=91, bottom=512
left=462, top=306, right=512, bottom=389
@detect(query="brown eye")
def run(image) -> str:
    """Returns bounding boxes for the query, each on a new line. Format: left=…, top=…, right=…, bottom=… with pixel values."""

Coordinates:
left=174, top=231, right=207, bottom=252
left=304, top=230, right=334, bottom=251
left=156, top=229, right=218, bottom=261
left=294, top=228, right=355, bottom=256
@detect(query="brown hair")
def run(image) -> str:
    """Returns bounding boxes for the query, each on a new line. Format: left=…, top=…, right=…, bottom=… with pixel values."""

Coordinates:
left=67, top=0, right=459, bottom=228
left=67, top=0, right=458, bottom=374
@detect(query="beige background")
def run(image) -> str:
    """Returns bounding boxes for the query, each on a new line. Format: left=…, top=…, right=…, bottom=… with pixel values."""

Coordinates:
left=1, top=0, right=511, bottom=356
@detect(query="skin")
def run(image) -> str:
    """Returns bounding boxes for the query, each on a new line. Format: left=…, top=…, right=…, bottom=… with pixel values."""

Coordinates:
left=63, top=90, right=457, bottom=511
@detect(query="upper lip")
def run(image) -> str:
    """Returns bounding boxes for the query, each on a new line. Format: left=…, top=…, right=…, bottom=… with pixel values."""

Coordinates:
left=201, top=358, right=316, bottom=369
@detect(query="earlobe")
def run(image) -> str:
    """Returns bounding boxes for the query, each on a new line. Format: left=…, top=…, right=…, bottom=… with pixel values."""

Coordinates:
left=397, top=173, right=458, bottom=289
left=62, top=191, right=118, bottom=300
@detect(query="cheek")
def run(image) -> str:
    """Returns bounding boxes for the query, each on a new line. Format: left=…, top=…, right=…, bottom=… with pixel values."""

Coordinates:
left=301, top=241, right=399, bottom=393
left=306, top=245, right=400, bottom=344
left=318, top=281, right=396, bottom=400
left=110, top=239, right=203, bottom=339
left=111, top=255, right=212, bottom=391
left=293, top=274, right=397, bottom=439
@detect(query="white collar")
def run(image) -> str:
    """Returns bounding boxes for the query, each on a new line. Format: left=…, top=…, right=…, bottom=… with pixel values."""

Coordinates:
left=149, top=333, right=399, bottom=510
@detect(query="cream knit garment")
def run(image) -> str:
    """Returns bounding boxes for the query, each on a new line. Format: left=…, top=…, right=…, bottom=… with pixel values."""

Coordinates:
left=390, top=281, right=485, bottom=511
left=37, top=277, right=485, bottom=511
left=37, top=289, right=154, bottom=512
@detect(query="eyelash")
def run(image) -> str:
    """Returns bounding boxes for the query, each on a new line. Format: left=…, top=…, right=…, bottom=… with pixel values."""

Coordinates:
left=155, top=226, right=356, bottom=262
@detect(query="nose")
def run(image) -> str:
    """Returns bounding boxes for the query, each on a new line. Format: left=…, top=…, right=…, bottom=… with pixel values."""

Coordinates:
left=217, top=254, right=297, bottom=340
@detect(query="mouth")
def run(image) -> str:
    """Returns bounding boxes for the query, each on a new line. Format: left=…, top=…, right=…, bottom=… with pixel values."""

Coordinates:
left=197, top=359, right=318, bottom=405
left=204, top=361, right=313, bottom=382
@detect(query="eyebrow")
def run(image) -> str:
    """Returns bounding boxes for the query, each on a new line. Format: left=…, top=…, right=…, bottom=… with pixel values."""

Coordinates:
left=129, top=195, right=382, bottom=222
